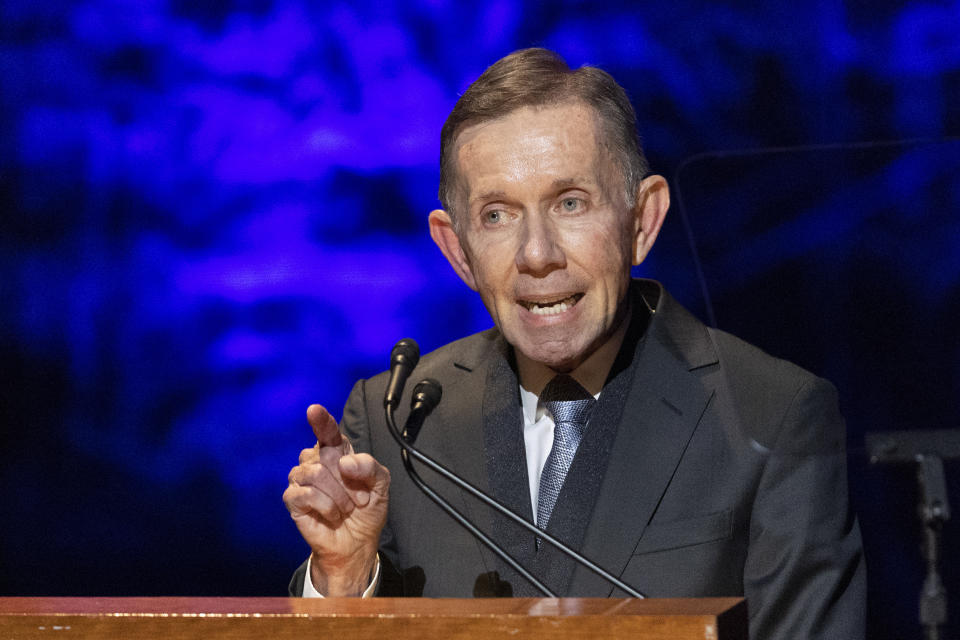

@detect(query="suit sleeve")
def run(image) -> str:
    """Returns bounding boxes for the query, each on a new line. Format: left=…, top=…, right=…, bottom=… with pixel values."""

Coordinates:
left=288, top=558, right=307, bottom=596
left=743, top=376, right=866, bottom=639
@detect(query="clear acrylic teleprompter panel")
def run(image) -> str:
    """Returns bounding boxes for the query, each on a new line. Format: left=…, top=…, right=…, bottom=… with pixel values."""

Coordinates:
left=674, top=139, right=960, bottom=640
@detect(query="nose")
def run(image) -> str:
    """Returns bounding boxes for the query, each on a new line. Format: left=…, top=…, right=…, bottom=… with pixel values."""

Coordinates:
left=516, top=212, right=565, bottom=275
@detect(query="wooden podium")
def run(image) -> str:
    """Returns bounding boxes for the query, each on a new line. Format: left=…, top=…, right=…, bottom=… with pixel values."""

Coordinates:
left=0, top=597, right=746, bottom=639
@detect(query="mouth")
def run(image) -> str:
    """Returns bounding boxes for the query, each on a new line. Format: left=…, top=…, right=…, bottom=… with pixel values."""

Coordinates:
left=518, top=293, right=584, bottom=316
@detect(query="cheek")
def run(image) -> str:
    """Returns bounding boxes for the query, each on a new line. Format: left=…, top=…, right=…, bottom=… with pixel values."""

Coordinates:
left=575, top=225, right=632, bottom=276
left=463, top=236, right=518, bottom=286
left=467, top=256, right=511, bottom=306
left=605, top=218, right=636, bottom=269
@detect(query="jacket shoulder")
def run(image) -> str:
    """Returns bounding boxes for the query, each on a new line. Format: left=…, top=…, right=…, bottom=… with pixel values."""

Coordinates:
left=706, top=327, right=843, bottom=452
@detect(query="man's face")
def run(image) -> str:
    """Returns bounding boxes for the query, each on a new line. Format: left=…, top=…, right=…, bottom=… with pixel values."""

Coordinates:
left=437, top=102, right=646, bottom=371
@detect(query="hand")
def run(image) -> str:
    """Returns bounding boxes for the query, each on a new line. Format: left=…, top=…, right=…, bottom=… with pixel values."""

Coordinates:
left=283, top=404, right=390, bottom=596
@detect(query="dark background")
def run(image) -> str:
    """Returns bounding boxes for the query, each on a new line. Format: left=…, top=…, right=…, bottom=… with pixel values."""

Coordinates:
left=1, top=2, right=958, bottom=638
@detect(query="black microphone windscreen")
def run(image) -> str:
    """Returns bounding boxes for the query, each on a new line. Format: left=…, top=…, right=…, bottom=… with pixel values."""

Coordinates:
left=411, top=378, right=442, bottom=410
left=385, top=338, right=420, bottom=410
left=390, top=338, right=420, bottom=369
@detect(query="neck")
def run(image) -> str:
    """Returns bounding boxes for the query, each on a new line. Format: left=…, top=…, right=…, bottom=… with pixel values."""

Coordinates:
left=515, top=302, right=632, bottom=397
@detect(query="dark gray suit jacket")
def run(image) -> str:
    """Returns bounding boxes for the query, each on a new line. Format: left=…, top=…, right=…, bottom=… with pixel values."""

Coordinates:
left=291, top=280, right=865, bottom=639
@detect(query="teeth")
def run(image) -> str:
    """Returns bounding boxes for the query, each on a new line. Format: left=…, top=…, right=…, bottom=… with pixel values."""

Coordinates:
left=525, top=295, right=579, bottom=316
left=531, top=301, right=569, bottom=316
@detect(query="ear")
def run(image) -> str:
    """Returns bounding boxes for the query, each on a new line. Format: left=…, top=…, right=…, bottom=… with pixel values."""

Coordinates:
left=429, top=209, right=478, bottom=291
left=631, top=175, right=670, bottom=265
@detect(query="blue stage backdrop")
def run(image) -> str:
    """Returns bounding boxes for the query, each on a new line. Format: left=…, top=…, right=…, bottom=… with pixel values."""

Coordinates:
left=1, top=2, right=958, bottom=638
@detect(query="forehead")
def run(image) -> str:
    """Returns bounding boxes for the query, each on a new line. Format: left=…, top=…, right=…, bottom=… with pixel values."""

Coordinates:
left=452, top=102, right=608, bottom=202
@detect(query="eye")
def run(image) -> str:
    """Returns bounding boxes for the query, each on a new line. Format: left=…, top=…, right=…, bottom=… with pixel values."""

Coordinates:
left=482, top=209, right=505, bottom=225
left=560, top=197, right=583, bottom=212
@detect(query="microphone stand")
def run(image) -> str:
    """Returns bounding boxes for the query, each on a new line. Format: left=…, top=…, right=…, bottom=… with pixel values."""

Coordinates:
left=384, top=401, right=645, bottom=598
left=866, top=428, right=960, bottom=640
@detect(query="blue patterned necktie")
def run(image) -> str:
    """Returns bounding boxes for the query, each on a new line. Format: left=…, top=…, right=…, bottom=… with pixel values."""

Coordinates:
left=536, top=375, right=597, bottom=537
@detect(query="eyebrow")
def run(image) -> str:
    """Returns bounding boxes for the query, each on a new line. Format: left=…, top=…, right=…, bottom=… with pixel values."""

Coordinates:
left=470, top=190, right=508, bottom=206
left=552, top=177, right=600, bottom=192
left=469, top=178, right=597, bottom=207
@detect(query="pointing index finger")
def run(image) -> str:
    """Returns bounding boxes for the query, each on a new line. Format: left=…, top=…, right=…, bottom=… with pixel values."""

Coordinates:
left=307, top=404, right=343, bottom=448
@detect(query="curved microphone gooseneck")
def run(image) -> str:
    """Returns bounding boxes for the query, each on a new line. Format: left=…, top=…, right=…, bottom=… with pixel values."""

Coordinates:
left=391, top=378, right=556, bottom=596
left=381, top=338, right=645, bottom=599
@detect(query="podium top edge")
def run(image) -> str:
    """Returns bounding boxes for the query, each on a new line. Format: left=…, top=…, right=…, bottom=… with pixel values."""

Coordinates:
left=0, top=596, right=744, bottom=618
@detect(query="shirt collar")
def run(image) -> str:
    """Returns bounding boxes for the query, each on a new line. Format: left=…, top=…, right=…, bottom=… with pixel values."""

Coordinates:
left=519, top=383, right=541, bottom=425
left=519, top=379, right=602, bottom=425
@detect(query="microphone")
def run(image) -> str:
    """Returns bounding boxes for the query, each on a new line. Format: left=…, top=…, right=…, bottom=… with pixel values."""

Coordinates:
left=383, top=338, right=419, bottom=410
left=382, top=339, right=644, bottom=598
left=403, top=378, right=442, bottom=444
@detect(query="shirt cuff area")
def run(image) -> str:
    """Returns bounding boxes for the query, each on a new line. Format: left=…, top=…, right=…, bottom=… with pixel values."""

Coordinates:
left=301, top=553, right=380, bottom=598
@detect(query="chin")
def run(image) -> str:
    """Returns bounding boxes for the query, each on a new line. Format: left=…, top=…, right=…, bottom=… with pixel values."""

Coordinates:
left=515, top=338, right=592, bottom=372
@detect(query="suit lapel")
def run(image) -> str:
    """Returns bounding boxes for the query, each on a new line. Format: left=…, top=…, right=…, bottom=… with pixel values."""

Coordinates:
left=424, top=332, right=534, bottom=595
left=427, top=343, right=495, bottom=495
left=568, top=283, right=720, bottom=596
left=481, top=349, right=539, bottom=595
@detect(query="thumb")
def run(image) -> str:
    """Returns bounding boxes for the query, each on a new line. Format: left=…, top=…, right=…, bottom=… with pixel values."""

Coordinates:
left=339, top=453, right=390, bottom=507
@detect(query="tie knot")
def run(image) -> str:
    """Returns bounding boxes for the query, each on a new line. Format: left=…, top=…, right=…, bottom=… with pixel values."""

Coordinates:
left=541, top=374, right=592, bottom=402
left=541, top=375, right=596, bottom=427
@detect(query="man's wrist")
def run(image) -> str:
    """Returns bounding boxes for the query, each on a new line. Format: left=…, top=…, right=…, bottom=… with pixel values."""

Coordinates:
left=305, top=551, right=379, bottom=597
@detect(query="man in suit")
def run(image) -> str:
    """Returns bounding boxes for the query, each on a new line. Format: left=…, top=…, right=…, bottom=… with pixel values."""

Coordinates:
left=283, top=48, right=865, bottom=639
